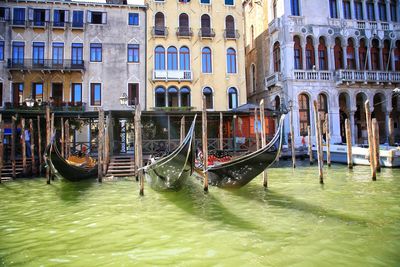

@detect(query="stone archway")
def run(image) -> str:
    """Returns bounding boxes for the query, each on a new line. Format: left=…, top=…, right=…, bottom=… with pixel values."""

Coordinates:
left=339, top=92, right=350, bottom=143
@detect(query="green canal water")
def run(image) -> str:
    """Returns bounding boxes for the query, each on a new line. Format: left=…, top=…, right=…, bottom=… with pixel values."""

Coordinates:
left=0, top=162, right=399, bottom=266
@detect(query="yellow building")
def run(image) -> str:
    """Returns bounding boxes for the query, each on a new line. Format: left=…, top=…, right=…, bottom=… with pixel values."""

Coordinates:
left=146, top=0, right=246, bottom=112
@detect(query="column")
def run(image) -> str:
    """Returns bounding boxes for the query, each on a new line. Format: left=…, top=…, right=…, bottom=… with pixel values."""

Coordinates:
left=314, top=46, right=320, bottom=70
left=391, top=48, right=396, bottom=71
left=302, top=40, right=307, bottom=70
left=350, top=0, right=356, bottom=19
left=367, top=44, right=372, bottom=70
left=385, top=110, right=392, bottom=143
left=328, top=45, right=336, bottom=70
left=330, top=106, right=342, bottom=143
left=363, top=0, right=368, bottom=20
left=374, top=0, right=380, bottom=21
left=338, top=0, right=345, bottom=19
left=355, top=45, right=361, bottom=69
left=343, top=45, right=348, bottom=69
left=349, top=110, right=357, bottom=145
left=379, top=45, right=384, bottom=70
left=386, top=0, right=392, bottom=22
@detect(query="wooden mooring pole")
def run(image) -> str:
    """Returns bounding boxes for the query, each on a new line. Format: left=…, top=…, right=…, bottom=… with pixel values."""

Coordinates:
left=61, top=117, right=64, bottom=158
left=11, top=116, right=16, bottom=179
left=103, top=117, right=110, bottom=175
left=21, top=118, right=27, bottom=175
left=29, top=119, right=36, bottom=176
left=254, top=107, right=260, bottom=150
left=307, top=126, right=313, bottom=165
left=289, top=101, right=296, bottom=168
left=65, top=120, right=70, bottom=159
left=46, top=106, right=51, bottom=184
left=50, top=113, right=55, bottom=180
left=98, top=109, right=104, bottom=183
left=259, top=100, right=268, bottom=188
left=388, top=117, right=394, bottom=146
left=345, top=119, right=353, bottom=169
left=180, top=116, right=185, bottom=144
left=372, top=118, right=381, bottom=173
left=325, top=113, right=331, bottom=167
left=202, top=95, right=209, bottom=192
left=135, top=105, right=144, bottom=196
left=313, top=101, right=324, bottom=184
left=219, top=112, right=223, bottom=150
left=365, top=100, right=376, bottom=181
left=0, top=115, right=3, bottom=183
left=37, top=115, right=42, bottom=174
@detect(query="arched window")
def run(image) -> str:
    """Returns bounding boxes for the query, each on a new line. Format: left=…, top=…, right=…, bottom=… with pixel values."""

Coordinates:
left=347, top=38, right=355, bottom=69
left=318, top=93, right=328, bottom=114
left=378, top=0, right=387, bottom=21
left=359, top=38, right=367, bottom=70
left=294, top=36, right=303, bottom=69
left=201, top=14, right=211, bottom=37
left=251, top=64, right=256, bottom=93
left=334, top=37, right=344, bottom=70
left=367, top=0, right=376, bottom=20
left=227, top=48, right=237, bottom=73
left=178, top=13, right=189, bottom=36
left=395, top=40, right=400, bottom=71
left=180, top=87, right=191, bottom=107
left=202, top=47, right=212, bottom=73
left=383, top=39, right=391, bottom=70
left=298, top=93, right=310, bottom=136
left=167, top=46, right=178, bottom=70
left=228, top=87, right=238, bottom=109
left=318, top=37, right=328, bottom=70
left=155, top=46, right=165, bottom=70
left=225, top=15, right=235, bottom=38
left=273, top=42, right=281, bottom=72
left=291, top=0, right=300, bottom=16
left=203, top=87, right=213, bottom=109
left=275, top=95, right=281, bottom=111
left=305, top=36, right=315, bottom=70
left=179, top=46, right=190, bottom=70
left=168, top=86, right=178, bottom=107
left=155, top=87, right=166, bottom=107
left=391, top=1, right=398, bottom=22
left=371, top=39, right=380, bottom=70
left=154, top=12, right=165, bottom=35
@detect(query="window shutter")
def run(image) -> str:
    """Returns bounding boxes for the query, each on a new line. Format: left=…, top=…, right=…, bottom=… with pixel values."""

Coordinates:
left=101, top=12, right=107, bottom=24
left=45, top=9, right=50, bottom=22
left=64, top=10, right=69, bottom=22
left=90, top=84, right=94, bottom=105
left=128, top=84, right=132, bottom=104
left=5, top=8, right=10, bottom=20
left=28, top=8, right=34, bottom=21
left=87, top=11, right=92, bottom=23
left=135, top=84, right=139, bottom=105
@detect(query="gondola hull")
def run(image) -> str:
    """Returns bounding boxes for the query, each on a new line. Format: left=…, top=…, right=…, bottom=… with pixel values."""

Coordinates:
left=207, top=115, right=285, bottom=189
left=144, top=116, right=196, bottom=191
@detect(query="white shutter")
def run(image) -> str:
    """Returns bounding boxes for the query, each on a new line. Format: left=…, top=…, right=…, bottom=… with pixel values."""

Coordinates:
left=5, top=8, right=10, bottom=20
left=87, top=11, right=91, bottom=23
left=28, top=8, right=34, bottom=21
left=45, top=9, right=50, bottom=22
left=101, top=12, right=107, bottom=24
left=64, top=10, right=69, bottom=22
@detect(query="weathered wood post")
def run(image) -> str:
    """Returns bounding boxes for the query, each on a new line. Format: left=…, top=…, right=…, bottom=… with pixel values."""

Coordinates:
left=50, top=113, right=55, bottom=180
left=61, top=117, right=64, bottom=158
left=313, top=101, right=324, bottom=184
left=259, top=100, right=268, bottom=188
left=202, top=95, right=209, bottom=192
left=180, top=116, right=185, bottom=144
left=98, top=109, right=104, bottom=183
left=11, top=116, right=16, bottom=179
left=46, top=106, right=51, bottom=183
left=372, top=118, right=381, bottom=173
left=388, top=117, right=394, bottom=146
left=37, top=115, right=42, bottom=174
left=325, top=113, right=331, bottom=167
left=29, top=119, right=36, bottom=176
left=65, top=120, right=70, bottom=159
left=307, top=126, right=313, bottom=165
left=21, top=118, right=27, bottom=176
left=134, top=104, right=144, bottom=196
left=345, top=119, right=353, bottom=169
left=289, top=101, right=296, bottom=168
left=365, top=100, right=376, bottom=181
left=219, top=112, right=223, bottom=150
left=0, top=115, right=3, bottom=182
left=254, top=107, right=260, bottom=150
left=103, top=117, right=110, bottom=175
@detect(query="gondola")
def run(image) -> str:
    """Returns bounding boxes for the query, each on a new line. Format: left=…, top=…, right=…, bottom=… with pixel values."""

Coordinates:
left=206, top=115, right=285, bottom=189
left=45, top=134, right=98, bottom=181
left=143, top=115, right=196, bottom=191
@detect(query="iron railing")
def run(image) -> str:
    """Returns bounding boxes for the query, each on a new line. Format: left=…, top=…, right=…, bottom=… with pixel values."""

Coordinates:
left=7, top=59, right=85, bottom=71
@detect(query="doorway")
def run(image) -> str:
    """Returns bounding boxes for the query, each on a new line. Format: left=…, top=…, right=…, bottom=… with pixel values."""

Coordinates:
left=52, top=83, right=63, bottom=106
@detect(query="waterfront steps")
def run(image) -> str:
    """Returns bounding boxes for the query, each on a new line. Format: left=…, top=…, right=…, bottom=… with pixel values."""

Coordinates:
left=105, top=155, right=136, bottom=178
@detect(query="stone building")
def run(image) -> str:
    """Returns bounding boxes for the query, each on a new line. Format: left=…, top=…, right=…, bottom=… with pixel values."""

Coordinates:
left=248, top=0, right=400, bottom=145
left=145, top=0, right=247, bottom=112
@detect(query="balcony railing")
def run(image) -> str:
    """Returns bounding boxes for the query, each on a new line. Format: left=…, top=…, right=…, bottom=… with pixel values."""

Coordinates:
left=176, top=27, right=193, bottom=38
left=224, top=29, right=240, bottom=39
left=153, top=70, right=193, bottom=81
left=265, top=72, right=282, bottom=88
left=7, top=59, right=85, bottom=71
left=336, top=69, right=400, bottom=84
left=3, top=102, right=87, bottom=112
left=9, top=19, right=85, bottom=29
left=293, top=70, right=333, bottom=81
left=268, top=18, right=281, bottom=34
left=152, top=26, right=168, bottom=37
left=199, top=27, right=215, bottom=38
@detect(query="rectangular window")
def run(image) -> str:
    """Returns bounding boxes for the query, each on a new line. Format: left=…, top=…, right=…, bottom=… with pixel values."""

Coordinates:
left=0, top=7, right=10, bottom=21
left=127, top=44, right=139, bottom=62
left=391, top=3, right=398, bottom=22
left=343, top=1, right=352, bottom=19
left=90, top=83, right=101, bottom=106
left=88, top=11, right=106, bottom=24
left=367, top=2, right=376, bottom=20
left=128, top=13, right=139, bottom=25
left=32, top=42, right=45, bottom=65
left=33, top=9, right=46, bottom=26
left=330, top=0, right=338, bottom=18
left=225, top=0, right=234, bottom=5
left=128, top=83, right=139, bottom=105
left=52, top=42, right=64, bottom=65
left=33, top=83, right=44, bottom=101
left=13, top=8, right=25, bottom=25
left=90, top=43, right=102, bottom=62
left=12, top=42, right=24, bottom=65
left=355, top=1, right=363, bottom=20
left=0, top=41, right=4, bottom=61
left=72, top=10, right=84, bottom=27
left=53, top=10, right=67, bottom=27
left=71, top=43, right=83, bottom=65
left=291, top=0, right=300, bottom=16
left=201, top=0, right=211, bottom=3
left=12, top=83, right=24, bottom=106
left=378, top=2, right=387, bottom=21
left=319, top=50, right=327, bottom=70
left=71, top=83, right=82, bottom=103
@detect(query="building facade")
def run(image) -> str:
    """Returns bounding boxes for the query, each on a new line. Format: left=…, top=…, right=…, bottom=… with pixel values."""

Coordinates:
left=146, top=0, right=247, bottom=112
left=261, top=0, right=400, bottom=145
left=0, top=0, right=146, bottom=112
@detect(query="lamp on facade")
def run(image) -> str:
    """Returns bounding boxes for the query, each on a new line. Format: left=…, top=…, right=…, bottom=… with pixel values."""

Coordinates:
left=25, top=96, right=35, bottom=108
left=119, top=93, right=128, bottom=106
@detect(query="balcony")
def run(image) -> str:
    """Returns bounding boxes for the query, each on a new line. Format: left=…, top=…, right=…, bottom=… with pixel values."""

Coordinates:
left=265, top=72, right=282, bottom=88
left=11, top=20, right=27, bottom=28
left=176, top=27, right=193, bottom=38
left=224, top=29, right=240, bottom=40
left=153, top=70, right=193, bottom=82
left=199, top=28, right=215, bottom=39
left=293, top=70, right=333, bottom=81
left=3, top=102, right=87, bottom=112
left=335, top=69, right=400, bottom=84
left=151, top=26, right=168, bottom=37
left=7, top=59, right=85, bottom=71
left=268, top=18, right=281, bottom=34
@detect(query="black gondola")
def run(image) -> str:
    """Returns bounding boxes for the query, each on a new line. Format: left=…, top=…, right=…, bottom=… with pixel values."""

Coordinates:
left=206, top=115, right=285, bottom=189
left=45, top=135, right=98, bottom=181
left=143, top=115, right=197, bottom=191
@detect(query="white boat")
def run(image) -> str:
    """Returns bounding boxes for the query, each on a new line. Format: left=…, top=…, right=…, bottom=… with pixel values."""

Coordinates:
left=312, top=144, right=400, bottom=168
